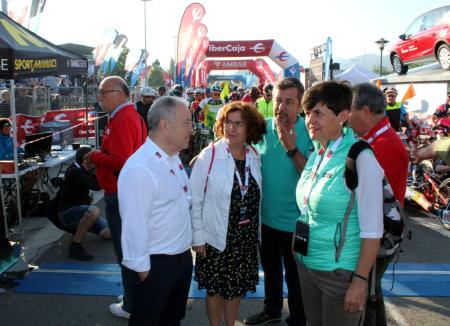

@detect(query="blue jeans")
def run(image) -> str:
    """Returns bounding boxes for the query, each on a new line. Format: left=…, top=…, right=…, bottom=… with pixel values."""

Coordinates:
left=104, top=193, right=135, bottom=314
left=58, top=205, right=107, bottom=235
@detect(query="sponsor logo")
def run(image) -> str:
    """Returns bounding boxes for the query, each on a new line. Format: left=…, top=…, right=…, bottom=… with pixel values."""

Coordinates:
left=66, top=59, right=87, bottom=68
left=21, top=119, right=36, bottom=134
left=275, top=51, right=289, bottom=61
left=289, top=66, right=297, bottom=75
left=249, top=43, right=265, bottom=54
left=197, top=25, right=207, bottom=37
left=212, top=61, right=248, bottom=69
left=0, top=58, right=8, bottom=71
left=15, top=58, right=57, bottom=71
left=52, top=113, right=70, bottom=122
left=208, top=44, right=246, bottom=54
left=191, top=7, right=204, bottom=22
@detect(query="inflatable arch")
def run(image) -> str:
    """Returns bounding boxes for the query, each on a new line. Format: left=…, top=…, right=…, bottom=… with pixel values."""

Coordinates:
left=195, top=59, right=275, bottom=87
left=203, top=39, right=300, bottom=79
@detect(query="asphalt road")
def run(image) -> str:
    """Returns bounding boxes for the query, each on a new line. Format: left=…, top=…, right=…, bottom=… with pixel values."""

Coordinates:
left=0, top=205, right=449, bottom=326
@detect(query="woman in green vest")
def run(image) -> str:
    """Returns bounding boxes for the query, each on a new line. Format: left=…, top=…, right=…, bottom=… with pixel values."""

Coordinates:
left=295, top=81, right=384, bottom=326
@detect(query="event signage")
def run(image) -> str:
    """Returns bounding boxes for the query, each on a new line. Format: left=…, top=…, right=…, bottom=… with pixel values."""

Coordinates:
left=206, top=40, right=273, bottom=57
left=15, top=58, right=57, bottom=72
left=15, top=108, right=95, bottom=144
left=0, top=58, right=8, bottom=71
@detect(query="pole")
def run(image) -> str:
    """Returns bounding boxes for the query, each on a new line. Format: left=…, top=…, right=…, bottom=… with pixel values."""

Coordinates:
left=143, top=1, right=148, bottom=86
left=1, top=0, right=7, bottom=14
left=379, top=48, right=383, bottom=77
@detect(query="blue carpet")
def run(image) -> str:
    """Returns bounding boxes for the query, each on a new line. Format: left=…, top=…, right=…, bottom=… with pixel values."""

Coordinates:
left=15, top=263, right=450, bottom=298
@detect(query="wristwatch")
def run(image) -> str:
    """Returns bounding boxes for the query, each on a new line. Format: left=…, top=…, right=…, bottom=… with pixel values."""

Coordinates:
left=286, top=147, right=298, bottom=158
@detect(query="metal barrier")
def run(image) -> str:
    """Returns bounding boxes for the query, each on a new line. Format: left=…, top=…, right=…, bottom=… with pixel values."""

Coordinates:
left=48, top=86, right=85, bottom=109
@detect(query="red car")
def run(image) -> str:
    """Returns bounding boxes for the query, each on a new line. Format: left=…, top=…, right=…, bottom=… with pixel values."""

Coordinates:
left=390, top=5, right=450, bottom=74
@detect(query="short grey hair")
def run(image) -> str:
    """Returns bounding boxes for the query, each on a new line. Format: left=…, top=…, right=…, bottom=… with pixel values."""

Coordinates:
left=352, top=83, right=386, bottom=115
left=147, top=96, right=189, bottom=131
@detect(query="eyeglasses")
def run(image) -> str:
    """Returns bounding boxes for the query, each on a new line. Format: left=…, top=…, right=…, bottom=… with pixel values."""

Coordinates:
left=98, top=89, right=121, bottom=96
left=212, top=92, right=221, bottom=96
left=224, top=120, right=245, bottom=128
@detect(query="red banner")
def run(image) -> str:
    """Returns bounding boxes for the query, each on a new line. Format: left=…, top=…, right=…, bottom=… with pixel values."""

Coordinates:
left=191, top=38, right=209, bottom=86
left=177, top=3, right=206, bottom=80
left=15, top=108, right=96, bottom=144
left=205, top=40, right=274, bottom=57
left=254, top=58, right=276, bottom=84
left=183, top=23, right=208, bottom=81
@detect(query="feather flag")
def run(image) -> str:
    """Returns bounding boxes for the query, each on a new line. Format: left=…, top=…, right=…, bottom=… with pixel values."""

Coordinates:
left=401, top=83, right=416, bottom=103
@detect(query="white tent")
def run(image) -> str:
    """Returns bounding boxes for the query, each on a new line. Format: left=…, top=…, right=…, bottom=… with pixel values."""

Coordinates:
left=335, top=64, right=378, bottom=84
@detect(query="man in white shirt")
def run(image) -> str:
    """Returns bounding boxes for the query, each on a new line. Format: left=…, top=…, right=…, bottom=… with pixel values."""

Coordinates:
left=118, top=96, right=194, bottom=325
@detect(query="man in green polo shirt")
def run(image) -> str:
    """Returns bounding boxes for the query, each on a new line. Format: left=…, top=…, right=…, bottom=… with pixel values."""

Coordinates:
left=244, top=78, right=312, bottom=326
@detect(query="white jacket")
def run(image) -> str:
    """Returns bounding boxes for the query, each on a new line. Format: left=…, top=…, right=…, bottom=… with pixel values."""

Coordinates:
left=190, top=138, right=262, bottom=252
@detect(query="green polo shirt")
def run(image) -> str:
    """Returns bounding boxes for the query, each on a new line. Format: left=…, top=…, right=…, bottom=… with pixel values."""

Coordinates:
left=256, top=117, right=313, bottom=232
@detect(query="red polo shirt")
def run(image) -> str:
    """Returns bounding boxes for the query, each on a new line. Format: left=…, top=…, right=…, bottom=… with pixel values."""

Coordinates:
left=363, top=117, right=408, bottom=205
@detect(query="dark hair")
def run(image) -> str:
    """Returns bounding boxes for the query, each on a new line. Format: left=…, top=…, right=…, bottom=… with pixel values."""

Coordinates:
left=0, top=118, right=11, bottom=128
left=302, top=81, right=352, bottom=115
left=277, top=77, right=305, bottom=103
left=75, top=147, right=91, bottom=165
left=352, top=83, right=386, bottom=115
left=216, top=102, right=267, bottom=144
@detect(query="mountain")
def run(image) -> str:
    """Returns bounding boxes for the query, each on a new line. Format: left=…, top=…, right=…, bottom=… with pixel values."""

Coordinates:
left=334, top=53, right=391, bottom=73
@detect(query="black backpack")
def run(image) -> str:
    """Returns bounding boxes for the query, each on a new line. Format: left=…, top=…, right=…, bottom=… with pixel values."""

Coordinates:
left=342, top=140, right=406, bottom=258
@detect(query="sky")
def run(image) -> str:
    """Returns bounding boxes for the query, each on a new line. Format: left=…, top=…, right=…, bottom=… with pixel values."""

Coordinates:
left=3, top=0, right=450, bottom=70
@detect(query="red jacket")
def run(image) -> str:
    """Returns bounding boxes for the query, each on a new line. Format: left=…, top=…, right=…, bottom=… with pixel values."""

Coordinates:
left=363, top=117, right=408, bottom=205
left=91, top=103, right=146, bottom=194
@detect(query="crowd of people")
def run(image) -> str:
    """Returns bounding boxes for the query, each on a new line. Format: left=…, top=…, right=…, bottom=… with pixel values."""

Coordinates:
left=2, top=72, right=448, bottom=325
left=53, top=73, right=438, bottom=326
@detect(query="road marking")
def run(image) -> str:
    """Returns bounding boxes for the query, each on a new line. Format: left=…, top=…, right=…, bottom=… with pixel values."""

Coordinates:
left=408, top=216, right=450, bottom=239
left=385, top=298, right=411, bottom=326
left=34, top=268, right=120, bottom=275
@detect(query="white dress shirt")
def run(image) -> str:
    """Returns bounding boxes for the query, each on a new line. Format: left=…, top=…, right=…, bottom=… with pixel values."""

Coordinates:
left=118, top=138, right=192, bottom=273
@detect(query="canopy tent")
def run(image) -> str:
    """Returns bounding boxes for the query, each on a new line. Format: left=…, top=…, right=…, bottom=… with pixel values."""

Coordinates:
left=334, top=64, right=378, bottom=84
left=0, top=11, right=88, bottom=237
left=0, top=11, right=87, bottom=79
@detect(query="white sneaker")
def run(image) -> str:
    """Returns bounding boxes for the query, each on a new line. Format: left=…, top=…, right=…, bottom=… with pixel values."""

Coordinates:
left=117, top=294, right=123, bottom=302
left=109, top=302, right=130, bottom=319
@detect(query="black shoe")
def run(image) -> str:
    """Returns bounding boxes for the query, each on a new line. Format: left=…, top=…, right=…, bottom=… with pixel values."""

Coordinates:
left=244, top=311, right=282, bottom=325
left=68, top=243, right=93, bottom=261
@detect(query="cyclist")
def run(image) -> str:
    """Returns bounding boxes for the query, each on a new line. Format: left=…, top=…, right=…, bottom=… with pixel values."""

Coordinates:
left=199, top=84, right=224, bottom=130
left=431, top=91, right=450, bottom=125
left=384, top=87, right=413, bottom=132
left=169, top=84, right=184, bottom=97
left=255, top=84, right=274, bottom=118
left=135, top=87, right=157, bottom=128
left=186, top=87, right=195, bottom=104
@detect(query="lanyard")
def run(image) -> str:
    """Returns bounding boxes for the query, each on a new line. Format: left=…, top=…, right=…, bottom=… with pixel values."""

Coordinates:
left=226, top=145, right=250, bottom=200
left=302, top=135, right=343, bottom=214
left=154, top=151, right=192, bottom=203
left=366, top=123, right=390, bottom=144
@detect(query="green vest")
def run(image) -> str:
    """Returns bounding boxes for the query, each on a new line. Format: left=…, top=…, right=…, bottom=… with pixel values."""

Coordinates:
left=256, top=97, right=273, bottom=118
left=202, top=98, right=224, bottom=129
left=296, top=129, right=361, bottom=271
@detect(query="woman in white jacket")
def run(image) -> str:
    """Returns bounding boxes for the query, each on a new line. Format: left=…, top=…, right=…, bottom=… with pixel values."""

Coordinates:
left=190, top=102, right=267, bottom=326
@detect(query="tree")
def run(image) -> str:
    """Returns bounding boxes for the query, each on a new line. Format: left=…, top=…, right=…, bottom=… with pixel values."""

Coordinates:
left=111, top=47, right=129, bottom=79
left=147, top=59, right=165, bottom=88
left=372, top=65, right=392, bottom=76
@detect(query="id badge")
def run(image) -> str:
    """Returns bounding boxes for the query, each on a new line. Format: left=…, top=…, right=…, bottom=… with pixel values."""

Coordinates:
left=238, top=204, right=250, bottom=226
left=293, top=220, right=309, bottom=256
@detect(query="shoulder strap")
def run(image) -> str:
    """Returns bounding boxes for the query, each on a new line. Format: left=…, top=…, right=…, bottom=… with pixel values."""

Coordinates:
left=336, top=140, right=373, bottom=262
left=249, top=144, right=259, bottom=157
left=203, top=143, right=215, bottom=194
left=344, top=140, right=373, bottom=190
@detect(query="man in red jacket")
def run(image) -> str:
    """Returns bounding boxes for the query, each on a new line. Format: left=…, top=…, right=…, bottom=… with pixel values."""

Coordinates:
left=85, top=76, right=147, bottom=319
left=348, top=83, right=408, bottom=326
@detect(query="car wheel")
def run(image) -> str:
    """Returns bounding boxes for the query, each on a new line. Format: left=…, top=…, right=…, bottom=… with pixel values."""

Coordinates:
left=392, top=54, right=409, bottom=75
left=437, top=44, right=450, bottom=71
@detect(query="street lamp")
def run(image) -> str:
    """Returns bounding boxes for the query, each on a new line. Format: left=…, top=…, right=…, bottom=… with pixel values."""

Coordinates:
left=375, top=38, right=389, bottom=77
left=141, top=0, right=153, bottom=86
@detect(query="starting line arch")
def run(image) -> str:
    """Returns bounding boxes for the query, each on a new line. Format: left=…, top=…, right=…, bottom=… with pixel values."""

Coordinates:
left=194, top=39, right=300, bottom=86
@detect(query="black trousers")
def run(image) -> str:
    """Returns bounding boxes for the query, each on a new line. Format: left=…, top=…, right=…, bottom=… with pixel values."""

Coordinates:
left=260, top=224, right=306, bottom=326
left=129, top=250, right=193, bottom=326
